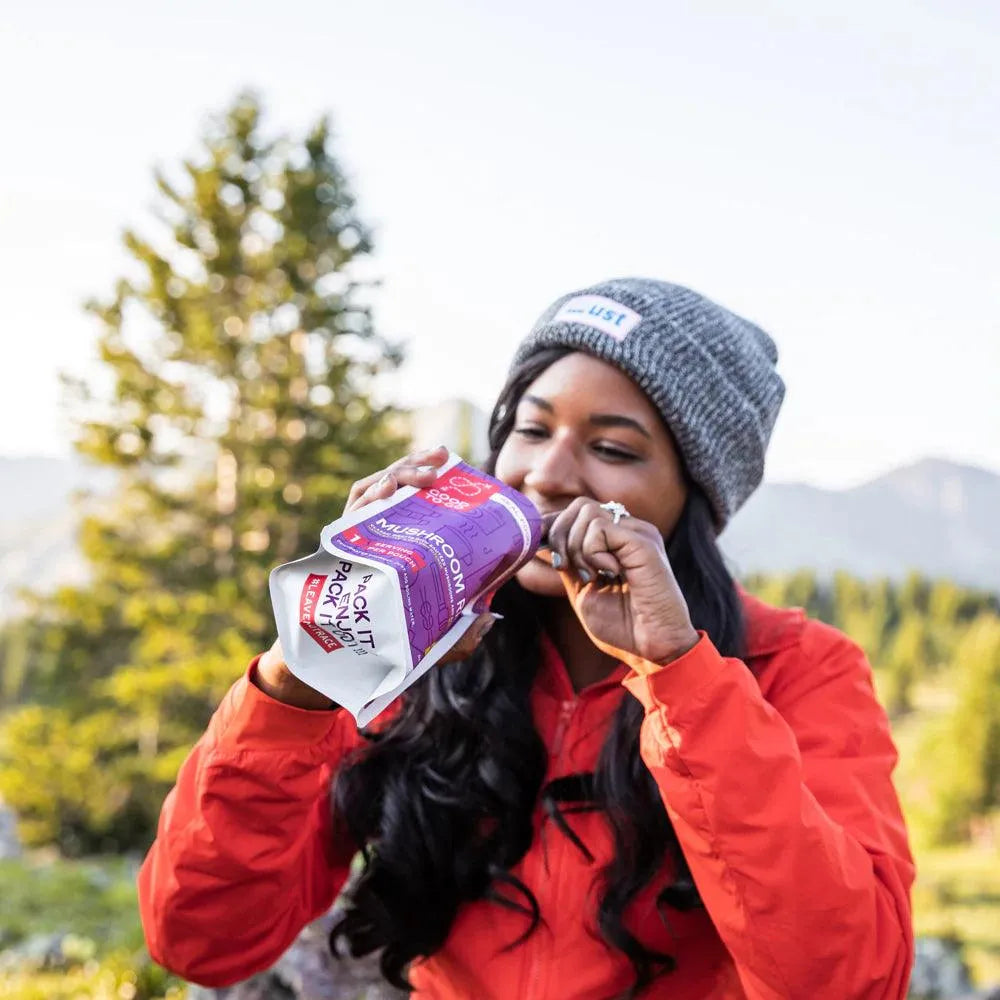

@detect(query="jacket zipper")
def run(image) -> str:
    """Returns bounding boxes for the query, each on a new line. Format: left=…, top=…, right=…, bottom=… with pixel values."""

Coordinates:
left=550, top=699, right=576, bottom=760
left=524, top=697, right=578, bottom=1000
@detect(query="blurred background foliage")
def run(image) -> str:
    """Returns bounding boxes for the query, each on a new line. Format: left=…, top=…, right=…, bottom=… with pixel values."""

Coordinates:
left=0, top=93, right=997, bottom=997
left=0, top=91, right=406, bottom=858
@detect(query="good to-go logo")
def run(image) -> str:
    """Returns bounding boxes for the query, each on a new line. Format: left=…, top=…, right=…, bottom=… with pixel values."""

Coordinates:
left=417, top=468, right=500, bottom=512
left=299, top=573, right=343, bottom=652
left=550, top=294, right=642, bottom=342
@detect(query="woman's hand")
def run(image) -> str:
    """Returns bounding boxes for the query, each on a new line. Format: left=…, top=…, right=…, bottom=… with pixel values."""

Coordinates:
left=257, top=605, right=497, bottom=709
left=545, top=498, right=699, bottom=665
left=343, top=444, right=451, bottom=514
left=256, top=638, right=335, bottom=709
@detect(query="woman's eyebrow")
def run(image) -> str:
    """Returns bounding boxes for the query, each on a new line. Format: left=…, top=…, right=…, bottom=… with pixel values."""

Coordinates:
left=523, top=394, right=553, bottom=412
left=522, top=395, right=652, bottom=440
left=588, top=414, right=652, bottom=439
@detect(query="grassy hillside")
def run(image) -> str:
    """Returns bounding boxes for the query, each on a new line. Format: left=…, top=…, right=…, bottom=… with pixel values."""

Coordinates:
left=884, top=669, right=1000, bottom=986
left=0, top=854, right=183, bottom=999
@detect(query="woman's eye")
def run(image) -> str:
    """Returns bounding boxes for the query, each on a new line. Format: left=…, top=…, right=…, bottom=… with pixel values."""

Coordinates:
left=514, top=425, right=548, bottom=440
left=594, top=443, right=637, bottom=461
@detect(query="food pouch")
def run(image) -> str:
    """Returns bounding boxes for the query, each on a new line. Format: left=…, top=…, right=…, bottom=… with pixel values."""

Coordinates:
left=269, top=452, right=542, bottom=725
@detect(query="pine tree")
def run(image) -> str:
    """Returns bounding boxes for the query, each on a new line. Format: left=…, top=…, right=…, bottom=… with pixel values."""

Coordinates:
left=0, top=92, right=407, bottom=852
left=920, top=616, right=1000, bottom=844
left=881, top=614, right=932, bottom=717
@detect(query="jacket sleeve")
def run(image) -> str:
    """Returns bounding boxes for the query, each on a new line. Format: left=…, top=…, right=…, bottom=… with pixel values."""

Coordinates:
left=137, top=659, right=364, bottom=987
left=621, top=623, right=915, bottom=1000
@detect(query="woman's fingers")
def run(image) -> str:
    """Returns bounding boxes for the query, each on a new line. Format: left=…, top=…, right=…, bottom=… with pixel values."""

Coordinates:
left=580, top=517, right=624, bottom=580
left=346, top=470, right=396, bottom=512
left=348, top=444, right=448, bottom=503
left=344, top=445, right=450, bottom=513
left=545, top=498, right=586, bottom=575
left=566, top=507, right=623, bottom=582
left=563, top=505, right=594, bottom=582
left=548, top=499, right=624, bottom=584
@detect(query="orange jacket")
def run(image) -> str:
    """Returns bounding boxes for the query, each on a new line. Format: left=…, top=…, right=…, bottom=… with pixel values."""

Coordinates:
left=138, top=595, right=914, bottom=998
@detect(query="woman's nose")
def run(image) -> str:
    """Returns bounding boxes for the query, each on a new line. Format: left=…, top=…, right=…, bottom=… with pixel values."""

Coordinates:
left=523, top=434, right=583, bottom=499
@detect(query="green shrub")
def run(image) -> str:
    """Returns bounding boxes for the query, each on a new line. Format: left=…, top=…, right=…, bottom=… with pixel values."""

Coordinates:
left=0, top=856, right=144, bottom=951
left=0, top=950, right=183, bottom=1000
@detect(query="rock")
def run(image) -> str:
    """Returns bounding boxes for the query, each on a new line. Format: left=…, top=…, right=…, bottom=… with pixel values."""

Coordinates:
left=909, top=935, right=975, bottom=998
left=0, top=933, right=66, bottom=973
left=187, top=978, right=293, bottom=1000
left=186, top=903, right=405, bottom=1000
left=0, top=932, right=96, bottom=973
left=0, top=802, right=22, bottom=860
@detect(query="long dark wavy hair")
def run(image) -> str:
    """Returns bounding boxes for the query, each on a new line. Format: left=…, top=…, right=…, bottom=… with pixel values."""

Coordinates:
left=330, top=347, right=747, bottom=997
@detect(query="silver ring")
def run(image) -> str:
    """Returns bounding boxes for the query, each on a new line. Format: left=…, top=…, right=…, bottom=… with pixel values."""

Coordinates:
left=599, top=501, right=631, bottom=525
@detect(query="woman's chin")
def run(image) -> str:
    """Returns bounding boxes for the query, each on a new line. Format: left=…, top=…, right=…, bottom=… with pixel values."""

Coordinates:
left=515, top=559, right=567, bottom=597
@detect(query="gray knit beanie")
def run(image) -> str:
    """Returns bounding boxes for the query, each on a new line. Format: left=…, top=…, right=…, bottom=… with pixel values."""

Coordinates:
left=509, top=278, right=784, bottom=531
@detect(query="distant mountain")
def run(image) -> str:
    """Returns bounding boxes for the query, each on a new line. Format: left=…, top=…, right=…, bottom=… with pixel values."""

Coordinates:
left=0, top=402, right=490, bottom=619
left=0, top=456, right=108, bottom=523
left=0, top=453, right=996, bottom=621
left=721, top=458, right=1000, bottom=592
left=0, top=457, right=111, bottom=614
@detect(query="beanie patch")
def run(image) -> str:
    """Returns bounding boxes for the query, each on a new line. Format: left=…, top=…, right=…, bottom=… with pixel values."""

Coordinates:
left=550, top=295, right=642, bottom=342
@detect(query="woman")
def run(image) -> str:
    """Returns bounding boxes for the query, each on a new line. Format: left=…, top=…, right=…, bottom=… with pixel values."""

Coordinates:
left=138, top=278, right=915, bottom=999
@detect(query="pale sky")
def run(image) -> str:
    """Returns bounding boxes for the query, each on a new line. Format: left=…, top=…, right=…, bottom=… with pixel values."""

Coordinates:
left=1, top=0, right=997, bottom=488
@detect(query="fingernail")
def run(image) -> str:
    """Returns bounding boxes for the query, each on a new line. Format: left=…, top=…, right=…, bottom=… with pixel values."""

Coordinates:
left=578, top=568, right=593, bottom=584
left=477, top=619, right=496, bottom=641
left=550, top=552, right=563, bottom=570
left=597, top=570, right=617, bottom=584
left=416, top=464, right=436, bottom=473
left=377, top=473, right=392, bottom=488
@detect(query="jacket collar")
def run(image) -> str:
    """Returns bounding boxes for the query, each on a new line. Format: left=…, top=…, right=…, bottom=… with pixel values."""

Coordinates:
left=536, top=632, right=628, bottom=701
left=535, top=590, right=804, bottom=699
left=740, top=589, right=806, bottom=658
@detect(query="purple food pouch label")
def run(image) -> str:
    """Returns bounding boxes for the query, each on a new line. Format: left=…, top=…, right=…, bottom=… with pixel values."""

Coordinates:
left=269, top=453, right=541, bottom=725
